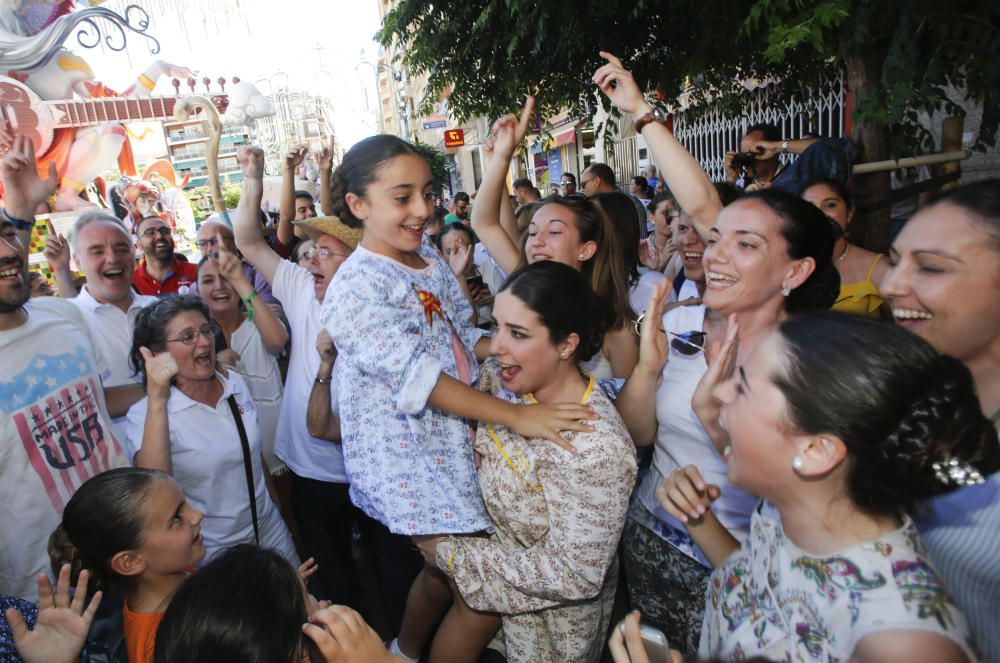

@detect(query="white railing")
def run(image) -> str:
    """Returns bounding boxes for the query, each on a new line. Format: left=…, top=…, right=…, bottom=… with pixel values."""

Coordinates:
left=671, top=75, right=847, bottom=182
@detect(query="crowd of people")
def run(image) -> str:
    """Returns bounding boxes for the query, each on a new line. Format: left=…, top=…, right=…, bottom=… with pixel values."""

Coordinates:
left=0, top=52, right=997, bottom=663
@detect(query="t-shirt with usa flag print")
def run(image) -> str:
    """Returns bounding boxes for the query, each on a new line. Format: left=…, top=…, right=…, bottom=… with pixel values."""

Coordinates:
left=0, top=297, right=126, bottom=601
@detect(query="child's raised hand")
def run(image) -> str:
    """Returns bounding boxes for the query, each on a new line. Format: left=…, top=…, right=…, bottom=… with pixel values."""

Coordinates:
left=512, top=402, right=599, bottom=452
left=303, top=605, right=396, bottom=663
left=7, top=564, right=102, bottom=663
left=656, top=465, right=721, bottom=525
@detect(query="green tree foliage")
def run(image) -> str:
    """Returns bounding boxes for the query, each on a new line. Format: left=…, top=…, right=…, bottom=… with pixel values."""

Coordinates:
left=378, top=0, right=999, bottom=153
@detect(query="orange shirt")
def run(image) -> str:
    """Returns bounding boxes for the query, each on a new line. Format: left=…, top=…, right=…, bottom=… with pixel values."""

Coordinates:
left=123, top=600, right=164, bottom=663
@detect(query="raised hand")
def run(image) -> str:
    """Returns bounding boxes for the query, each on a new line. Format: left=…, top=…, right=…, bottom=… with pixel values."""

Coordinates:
left=139, top=346, right=178, bottom=398
left=317, top=136, right=335, bottom=172
left=656, top=465, right=721, bottom=525
left=488, top=96, right=535, bottom=160
left=2, top=135, right=58, bottom=220
left=692, top=315, right=738, bottom=451
left=7, top=564, right=102, bottom=663
left=592, top=52, right=652, bottom=117
left=237, top=146, right=266, bottom=180
left=447, top=242, right=473, bottom=277
left=511, top=402, right=599, bottom=451
left=638, top=237, right=659, bottom=271
left=284, top=146, right=307, bottom=171
left=214, top=243, right=250, bottom=288
left=43, top=234, right=71, bottom=272
left=635, top=278, right=673, bottom=376
left=303, top=605, right=396, bottom=663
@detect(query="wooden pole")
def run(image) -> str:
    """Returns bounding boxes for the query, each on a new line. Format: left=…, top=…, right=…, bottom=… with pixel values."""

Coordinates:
left=936, top=117, right=964, bottom=194
left=852, top=149, right=971, bottom=174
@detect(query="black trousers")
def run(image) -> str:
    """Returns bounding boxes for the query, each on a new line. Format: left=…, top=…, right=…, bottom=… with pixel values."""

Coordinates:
left=290, top=473, right=423, bottom=635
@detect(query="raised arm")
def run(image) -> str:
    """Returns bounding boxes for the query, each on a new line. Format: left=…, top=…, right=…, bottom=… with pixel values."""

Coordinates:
left=43, top=233, right=78, bottom=298
left=1, top=135, right=58, bottom=249
left=317, top=137, right=336, bottom=216
left=130, top=348, right=177, bottom=474
left=593, top=53, right=720, bottom=240
left=615, top=279, right=671, bottom=445
left=470, top=97, right=536, bottom=275
left=215, top=245, right=287, bottom=353
left=233, top=147, right=282, bottom=284
left=277, top=146, right=306, bottom=248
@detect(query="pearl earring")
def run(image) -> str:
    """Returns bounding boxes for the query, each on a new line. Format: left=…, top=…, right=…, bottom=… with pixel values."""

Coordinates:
left=560, top=352, right=568, bottom=359
left=781, top=286, right=791, bottom=297
left=792, top=456, right=804, bottom=471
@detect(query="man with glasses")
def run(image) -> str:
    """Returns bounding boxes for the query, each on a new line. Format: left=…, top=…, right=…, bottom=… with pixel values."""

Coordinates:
left=558, top=172, right=578, bottom=197
left=132, top=215, right=198, bottom=296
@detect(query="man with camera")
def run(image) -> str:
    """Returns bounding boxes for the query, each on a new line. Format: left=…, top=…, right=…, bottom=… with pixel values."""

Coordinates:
left=725, top=123, right=857, bottom=193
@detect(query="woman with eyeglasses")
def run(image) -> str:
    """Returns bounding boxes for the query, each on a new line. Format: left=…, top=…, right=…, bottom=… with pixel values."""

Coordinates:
left=471, top=98, right=637, bottom=380
left=594, top=52, right=840, bottom=654
left=880, top=179, right=1000, bottom=660
left=124, top=295, right=298, bottom=565
left=196, top=247, right=288, bottom=475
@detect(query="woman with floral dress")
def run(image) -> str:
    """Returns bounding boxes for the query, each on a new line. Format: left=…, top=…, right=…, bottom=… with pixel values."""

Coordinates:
left=417, top=261, right=638, bottom=663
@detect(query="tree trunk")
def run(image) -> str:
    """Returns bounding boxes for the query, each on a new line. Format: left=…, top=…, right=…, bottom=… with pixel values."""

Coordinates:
left=843, top=50, right=893, bottom=253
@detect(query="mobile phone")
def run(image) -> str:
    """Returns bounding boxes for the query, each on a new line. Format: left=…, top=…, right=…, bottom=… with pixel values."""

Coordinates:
left=618, top=619, right=671, bottom=663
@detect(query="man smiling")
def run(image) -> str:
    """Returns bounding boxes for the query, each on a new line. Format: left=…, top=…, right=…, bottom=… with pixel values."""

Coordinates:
left=132, top=215, right=198, bottom=296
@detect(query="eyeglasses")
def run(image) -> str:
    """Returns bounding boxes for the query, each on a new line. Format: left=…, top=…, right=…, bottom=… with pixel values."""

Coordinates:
left=166, top=321, right=220, bottom=346
left=580, top=177, right=594, bottom=188
left=559, top=181, right=575, bottom=187
left=140, top=227, right=172, bottom=239
left=301, top=247, right=352, bottom=261
left=196, top=237, right=233, bottom=249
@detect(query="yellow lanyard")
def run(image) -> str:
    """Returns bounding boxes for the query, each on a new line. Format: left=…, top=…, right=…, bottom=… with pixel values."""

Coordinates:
left=484, top=372, right=595, bottom=492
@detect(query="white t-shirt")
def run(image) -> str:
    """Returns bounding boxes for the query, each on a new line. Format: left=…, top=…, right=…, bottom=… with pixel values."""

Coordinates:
left=645, top=303, right=756, bottom=538
left=124, top=370, right=296, bottom=564
left=70, top=288, right=158, bottom=443
left=0, top=298, right=127, bottom=600
left=230, top=318, right=284, bottom=473
left=271, top=259, right=346, bottom=483
left=630, top=267, right=666, bottom=315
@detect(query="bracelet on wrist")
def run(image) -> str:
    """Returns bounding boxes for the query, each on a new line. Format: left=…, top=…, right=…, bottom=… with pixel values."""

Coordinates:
left=315, top=375, right=332, bottom=385
left=1, top=209, right=34, bottom=231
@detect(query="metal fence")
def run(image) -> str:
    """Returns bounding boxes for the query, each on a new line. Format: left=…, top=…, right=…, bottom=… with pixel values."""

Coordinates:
left=669, top=75, right=847, bottom=182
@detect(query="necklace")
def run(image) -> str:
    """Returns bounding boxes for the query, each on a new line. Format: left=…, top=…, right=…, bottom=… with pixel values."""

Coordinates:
left=835, top=242, right=851, bottom=266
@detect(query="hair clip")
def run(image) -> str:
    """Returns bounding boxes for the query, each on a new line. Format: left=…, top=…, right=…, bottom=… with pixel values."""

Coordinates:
left=932, top=456, right=985, bottom=488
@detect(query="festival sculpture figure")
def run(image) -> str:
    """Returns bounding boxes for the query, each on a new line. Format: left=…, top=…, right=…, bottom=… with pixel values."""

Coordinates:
left=0, top=0, right=193, bottom=211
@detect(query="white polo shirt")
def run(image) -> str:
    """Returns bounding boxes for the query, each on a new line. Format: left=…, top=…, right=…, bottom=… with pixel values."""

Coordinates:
left=124, top=370, right=297, bottom=564
left=271, top=260, right=347, bottom=483
left=70, top=288, right=158, bottom=442
left=70, top=288, right=158, bottom=387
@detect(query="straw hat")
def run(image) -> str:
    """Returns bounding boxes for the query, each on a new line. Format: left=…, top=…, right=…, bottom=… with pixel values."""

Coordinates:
left=293, top=216, right=363, bottom=248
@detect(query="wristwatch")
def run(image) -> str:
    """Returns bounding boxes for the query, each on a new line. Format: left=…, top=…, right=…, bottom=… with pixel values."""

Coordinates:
left=0, top=209, right=34, bottom=231
left=315, top=375, right=332, bottom=385
left=634, top=107, right=667, bottom=134
left=780, top=140, right=789, bottom=155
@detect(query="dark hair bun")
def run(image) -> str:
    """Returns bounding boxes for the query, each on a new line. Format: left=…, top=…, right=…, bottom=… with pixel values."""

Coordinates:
left=786, top=258, right=840, bottom=314
left=47, top=523, right=101, bottom=591
left=870, top=355, right=1000, bottom=507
